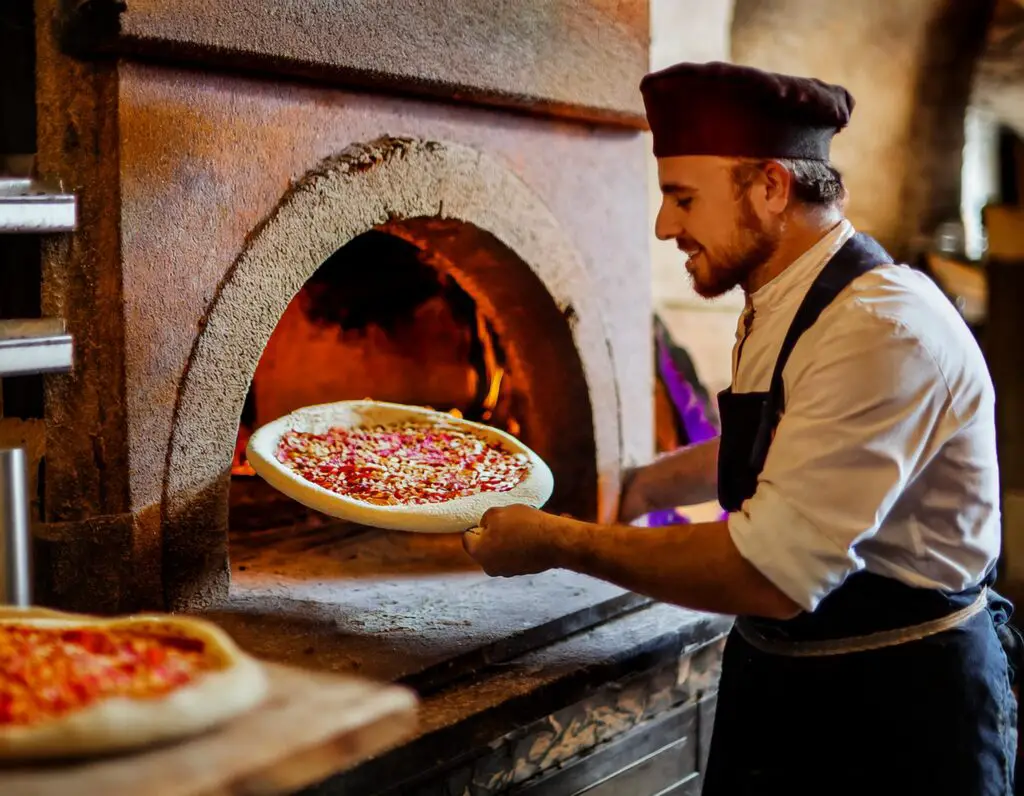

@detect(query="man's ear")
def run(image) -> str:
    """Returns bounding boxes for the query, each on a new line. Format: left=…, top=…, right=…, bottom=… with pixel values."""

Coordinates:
left=761, top=161, right=793, bottom=214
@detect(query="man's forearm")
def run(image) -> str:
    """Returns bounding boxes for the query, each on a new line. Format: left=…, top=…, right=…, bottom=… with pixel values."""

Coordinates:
left=549, top=515, right=800, bottom=619
left=628, top=438, right=721, bottom=512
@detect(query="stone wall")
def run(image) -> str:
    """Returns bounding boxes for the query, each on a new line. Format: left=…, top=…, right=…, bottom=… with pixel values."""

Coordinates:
left=973, top=0, right=1024, bottom=136
left=731, top=0, right=995, bottom=261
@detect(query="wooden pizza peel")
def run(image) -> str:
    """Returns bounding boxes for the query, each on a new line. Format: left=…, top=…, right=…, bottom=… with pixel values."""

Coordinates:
left=0, top=663, right=417, bottom=796
left=0, top=610, right=418, bottom=795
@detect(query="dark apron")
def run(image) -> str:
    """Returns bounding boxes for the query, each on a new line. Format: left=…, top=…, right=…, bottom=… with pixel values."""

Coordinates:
left=701, top=233, right=1020, bottom=796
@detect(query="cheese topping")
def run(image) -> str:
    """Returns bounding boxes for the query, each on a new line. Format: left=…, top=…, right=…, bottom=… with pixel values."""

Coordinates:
left=276, top=421, right=531, bottom=505
left=0, top=626, right=210, bottom=726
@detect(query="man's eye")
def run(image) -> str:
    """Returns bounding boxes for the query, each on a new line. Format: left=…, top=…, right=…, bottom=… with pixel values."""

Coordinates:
left=675, top=197, right=692, bottom=210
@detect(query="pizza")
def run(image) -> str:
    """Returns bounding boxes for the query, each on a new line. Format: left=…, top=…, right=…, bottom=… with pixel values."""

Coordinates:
left=0, top=607, right=268, bottom=760
left=275, top=421, right=531, bottom=506
left=246, top=400, right=554, bottom=534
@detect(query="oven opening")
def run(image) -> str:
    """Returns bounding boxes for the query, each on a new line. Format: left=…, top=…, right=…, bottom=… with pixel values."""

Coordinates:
left=228, top=227, right=525, bottom=536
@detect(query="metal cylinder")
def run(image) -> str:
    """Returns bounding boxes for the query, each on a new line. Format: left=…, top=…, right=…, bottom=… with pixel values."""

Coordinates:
left=0, top=447, right=32, bottom=606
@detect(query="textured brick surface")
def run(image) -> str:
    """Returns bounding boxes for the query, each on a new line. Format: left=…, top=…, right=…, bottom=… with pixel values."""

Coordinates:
left=32, top=0, right=146, bottom=612
left=59, top=0, right=650, bottom=126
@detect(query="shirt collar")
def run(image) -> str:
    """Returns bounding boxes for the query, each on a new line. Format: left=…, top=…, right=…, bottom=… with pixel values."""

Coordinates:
left=747, top=219, right=856, bottom=316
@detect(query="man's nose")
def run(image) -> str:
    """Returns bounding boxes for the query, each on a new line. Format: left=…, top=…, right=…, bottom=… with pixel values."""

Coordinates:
left=655, top=202, right=680, bottom=241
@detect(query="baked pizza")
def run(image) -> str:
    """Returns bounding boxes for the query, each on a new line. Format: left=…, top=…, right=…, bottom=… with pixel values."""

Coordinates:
left=246, top=400, right=554, bottom=534
left=0, top=607, right=268, bottom=760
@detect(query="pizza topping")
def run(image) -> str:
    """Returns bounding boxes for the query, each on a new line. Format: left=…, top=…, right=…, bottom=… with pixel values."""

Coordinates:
left=0, top=625, right=211, bottom=726
left=276, top=421, right=531, bottom=505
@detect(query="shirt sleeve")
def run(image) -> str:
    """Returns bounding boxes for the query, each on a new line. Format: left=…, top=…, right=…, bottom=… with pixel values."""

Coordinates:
left=727, top=306, right=962, bottom=612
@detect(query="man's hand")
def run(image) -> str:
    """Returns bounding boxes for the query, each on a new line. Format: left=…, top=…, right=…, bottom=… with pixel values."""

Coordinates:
left=617, top=465, right=653, bottom=524
left=616, top=439, right=722, bottom=524
left=463, top=505, right=801, bottom=619
left=462, top=505, right=565, bottom=577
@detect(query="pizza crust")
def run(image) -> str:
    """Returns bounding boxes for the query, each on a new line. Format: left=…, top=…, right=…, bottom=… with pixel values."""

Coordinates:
left=246, top=400, right=555, bottom=534
left=0, top=608, right=269, bottom=760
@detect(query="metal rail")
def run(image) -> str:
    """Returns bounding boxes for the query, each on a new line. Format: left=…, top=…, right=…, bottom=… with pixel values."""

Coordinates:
left=0, top=319, right=75, bottom=377
left=0, top=176, right=77, bottom=233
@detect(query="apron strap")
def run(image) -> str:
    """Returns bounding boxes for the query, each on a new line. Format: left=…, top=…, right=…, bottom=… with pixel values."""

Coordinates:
left=749, top=232, right=894, bottom=470
left=736, top=587, right=989, bottom=657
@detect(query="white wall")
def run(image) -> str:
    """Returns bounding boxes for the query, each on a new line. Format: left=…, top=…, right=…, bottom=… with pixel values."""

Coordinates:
left=648, top=0, right=741, bottom=397
left=961, top=106, right=1002, bottom=261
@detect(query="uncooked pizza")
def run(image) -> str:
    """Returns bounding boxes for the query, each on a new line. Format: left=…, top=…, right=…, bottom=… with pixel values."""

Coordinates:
left=276, top=421, right=531, bottom=506
left=0, top=608, right=268, bottom=760
left=246, top=400, right=555, bottom=534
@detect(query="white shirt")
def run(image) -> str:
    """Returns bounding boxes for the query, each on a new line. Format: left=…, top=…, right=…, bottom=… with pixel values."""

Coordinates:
left=727, top=220, right=1001, bottom=613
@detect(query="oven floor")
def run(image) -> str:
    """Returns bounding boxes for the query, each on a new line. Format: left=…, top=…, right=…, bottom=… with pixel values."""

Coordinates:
left=202, top=522, right=648, bottom=693
left=201, top=520, right=731, bottom=794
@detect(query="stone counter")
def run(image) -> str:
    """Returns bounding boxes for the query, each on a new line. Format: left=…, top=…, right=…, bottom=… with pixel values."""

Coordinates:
left=203, top=522, right=729, bottom=795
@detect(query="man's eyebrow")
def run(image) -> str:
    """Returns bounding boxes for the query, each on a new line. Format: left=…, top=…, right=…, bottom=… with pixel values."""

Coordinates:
left=660, top=182, right=696, bottom=196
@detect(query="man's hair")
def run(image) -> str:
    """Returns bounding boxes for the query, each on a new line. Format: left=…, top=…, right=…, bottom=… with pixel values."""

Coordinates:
left=731, top=158, right=846, bottom=208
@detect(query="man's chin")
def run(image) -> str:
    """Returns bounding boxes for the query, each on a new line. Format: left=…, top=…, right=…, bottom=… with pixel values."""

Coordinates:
left=690, top=275, right=735, bottom=299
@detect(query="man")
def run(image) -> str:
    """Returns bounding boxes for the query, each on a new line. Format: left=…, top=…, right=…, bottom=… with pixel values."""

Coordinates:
left=462, top=61, right=1019, bottom=795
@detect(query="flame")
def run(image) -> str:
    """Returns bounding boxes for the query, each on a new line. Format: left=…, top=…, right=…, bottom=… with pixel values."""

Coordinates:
left=232, top=426, right=256, bottom=477
left=481, top=368, right=504, bottom=420
left=475, top=309, right=504, bottom=422
left=230, top=310, right=516, bottom=480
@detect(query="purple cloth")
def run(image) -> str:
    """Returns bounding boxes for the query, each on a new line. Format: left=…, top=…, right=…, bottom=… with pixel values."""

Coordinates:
left=646, top=318, right=724, bottom=527
left=644, top=507, right=729, bottom=527
left=657, top=339, right=719, bottom=445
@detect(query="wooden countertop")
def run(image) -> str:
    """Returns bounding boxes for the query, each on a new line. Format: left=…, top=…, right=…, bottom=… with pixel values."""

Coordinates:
left=0, top=663, right=417, bottom=796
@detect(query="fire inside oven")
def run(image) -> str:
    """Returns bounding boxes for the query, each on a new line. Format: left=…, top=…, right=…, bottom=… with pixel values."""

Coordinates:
left=229, top=227, right=524, bottom=531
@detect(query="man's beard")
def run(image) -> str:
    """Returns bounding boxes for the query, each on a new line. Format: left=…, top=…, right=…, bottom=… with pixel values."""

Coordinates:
left=686, top=196, right=780, bottom=299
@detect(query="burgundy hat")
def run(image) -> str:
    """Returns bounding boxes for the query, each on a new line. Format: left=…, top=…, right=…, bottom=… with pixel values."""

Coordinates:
left=639, top=61, right=854, bottom=161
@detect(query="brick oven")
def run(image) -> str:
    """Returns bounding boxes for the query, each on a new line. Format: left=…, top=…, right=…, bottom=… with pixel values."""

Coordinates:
left=2, top=1, right=730, bottom=791
left=29, top=0, right=658, bottom=614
